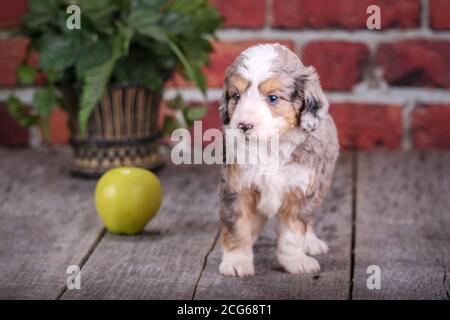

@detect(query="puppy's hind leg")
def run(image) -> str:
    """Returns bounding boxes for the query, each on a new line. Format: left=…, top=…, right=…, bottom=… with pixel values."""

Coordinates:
left=276, top=198, right=321, bottom=274
left=303, top=222, right=328, bottom=256
left=251, top=214, right=267, bottom=244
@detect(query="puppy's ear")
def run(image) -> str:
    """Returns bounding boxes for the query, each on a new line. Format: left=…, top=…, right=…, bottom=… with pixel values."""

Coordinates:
left=296, top=66, right=329, bottom=132
left=219, top=81, right=231, bottom=125
left=219, top=67, right=232, bottom=125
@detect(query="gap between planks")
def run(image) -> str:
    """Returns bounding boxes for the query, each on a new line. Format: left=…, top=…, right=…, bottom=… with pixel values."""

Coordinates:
left=349, top=151, right=358, bottom=300
left=191, top=228, right=221, bottom=300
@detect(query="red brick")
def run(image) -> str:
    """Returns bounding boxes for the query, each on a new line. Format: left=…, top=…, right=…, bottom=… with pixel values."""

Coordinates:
left=0, top=103, right=28, bottom=146
left=430, top=0, right=450, bottom=30
left=0, top=0, right=27, bottom=28
left=376, top=40, right=450, bottom=88
left=49, top=108, right=70, bottom=144
left=28, top=50, right=46, bottom=85
left=0, top=38, right=29, bottom=87
left=211, top=0, right=265, bottom=28
left=272, top=0, right=420, bottom=29
left=186, top=101, right=222, bottom=147
left=169, top=39, right=296, bottom=88
left=330, top=103, right=403, bottom=150
left=302, top=41, right=369, bottom=91
left=411, top=104, right=450, bottom=149
left=196, top=101, right=222, bottom=135
left=0, top=38, right=45, bottom=87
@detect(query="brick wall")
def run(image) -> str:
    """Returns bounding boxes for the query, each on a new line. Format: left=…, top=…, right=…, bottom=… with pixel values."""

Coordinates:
left=1, top=0, right=450, bottom=150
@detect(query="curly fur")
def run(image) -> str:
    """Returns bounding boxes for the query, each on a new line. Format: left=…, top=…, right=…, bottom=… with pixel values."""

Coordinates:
left=218, top=44, right=339, bottom=277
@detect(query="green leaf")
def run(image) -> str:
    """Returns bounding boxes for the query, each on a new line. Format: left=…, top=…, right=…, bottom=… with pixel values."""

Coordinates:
left=127, top=7, right=168, bottom=42
left=6, top=95, right=21, bottom=112
left=128, top=9, right=162, bottom=27
left=22, top=0, right=59, bottom=29
left=136, top=25, right=169, bottom=42
left=131, top=0, right=165, bottom=11
left=76, top=1, right=118, bottom=35
left=162, top=116, right=181, bottom=136
left=161, top=12, right=193, bottom=34
left=78, top=62, right=116, bottom=135
left=129, top=16, right=168, bottom=43
left=78, top=32, right=130, bottom=135
left=75, top=40, right=112, bottom=79
left=28, top=0, right=58, bottom=14
left=115, top=21, right=134, bottom=54
left=114, top=57, right=164, bottom=90
left=191, top=65, right=206, bottom=94
left=33, top=87, right=59, bottom=117
left=40, top=117, right=51, bottom=142
left=186, top=106, right=207, bottom=121
left=167, top=94, right=185, bottom=110
left=76, top=0, right=117, bottom=12
left=17, top=65, right=36, bottom=84
left=6, top=95, right=39, bottom=127
left=38, top=34, right=80, bottom=71
left=166, top=38, right=206, bottom=96
left=46, top=69, right=64, bottom=82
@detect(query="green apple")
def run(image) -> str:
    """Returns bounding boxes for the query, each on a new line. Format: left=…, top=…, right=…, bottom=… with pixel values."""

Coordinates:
left=95, top=167, right=163, bottom=235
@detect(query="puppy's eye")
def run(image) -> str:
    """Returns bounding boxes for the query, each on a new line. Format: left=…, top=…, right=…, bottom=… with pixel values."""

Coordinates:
left=267, top=95, right=279, bottom=104
left=232, top=92, right=240, bottom=101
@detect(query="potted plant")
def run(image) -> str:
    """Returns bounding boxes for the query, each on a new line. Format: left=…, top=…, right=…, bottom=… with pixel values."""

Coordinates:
left=7, top=0, right=222, bottom=177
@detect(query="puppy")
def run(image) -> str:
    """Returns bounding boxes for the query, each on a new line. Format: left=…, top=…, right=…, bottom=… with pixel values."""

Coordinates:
left=218, top=44, right=339, bottom=277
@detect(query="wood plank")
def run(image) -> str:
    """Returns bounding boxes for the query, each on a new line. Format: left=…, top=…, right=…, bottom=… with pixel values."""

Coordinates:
left=62, top=164, right=220, bottom=299
left=194, top=153, right=354, bottom=299
left=0, top=147, right=104, bottom=299
left=353, top=152, right=450, bottom=299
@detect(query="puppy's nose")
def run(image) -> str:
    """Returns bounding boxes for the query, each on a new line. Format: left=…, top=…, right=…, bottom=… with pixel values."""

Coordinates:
left=238, top=122, right=254, bottom=133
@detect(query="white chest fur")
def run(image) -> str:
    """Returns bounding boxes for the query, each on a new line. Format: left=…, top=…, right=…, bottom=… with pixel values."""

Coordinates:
left=238, top=162, right=311, bottom=218
left=236, top=129, right=312, bottom=218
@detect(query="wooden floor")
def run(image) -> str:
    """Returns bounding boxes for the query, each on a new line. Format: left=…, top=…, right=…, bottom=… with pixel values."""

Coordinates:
left=0, top=147, right=449, bottom=300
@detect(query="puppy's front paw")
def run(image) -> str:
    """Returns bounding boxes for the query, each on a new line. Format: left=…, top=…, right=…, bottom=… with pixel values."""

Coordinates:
left=278, top=252, right=320, bottom=274
left=219, top=256, right=255, bottom=278
left=303, top=233, right=329, bottom=256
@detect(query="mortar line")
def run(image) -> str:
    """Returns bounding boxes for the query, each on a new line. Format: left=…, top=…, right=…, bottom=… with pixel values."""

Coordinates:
left=421, top=0, right=430, bottom=30
left=217, top=28, right=450, bottom=46
left=402, top=99, right=415, bottom=150
left=265, top=0, right=273, bottom=29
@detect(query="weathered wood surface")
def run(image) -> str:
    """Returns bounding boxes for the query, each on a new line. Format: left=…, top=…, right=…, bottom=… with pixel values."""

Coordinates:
left=352, top=152, right=450, bottom=299
left=194, top=154, right=354, bottom=299
left=0, top=147, right=103, bottom=299
left=1, top=147, right=450, bottom=300
left=62, top=164, right=220, bottom=299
